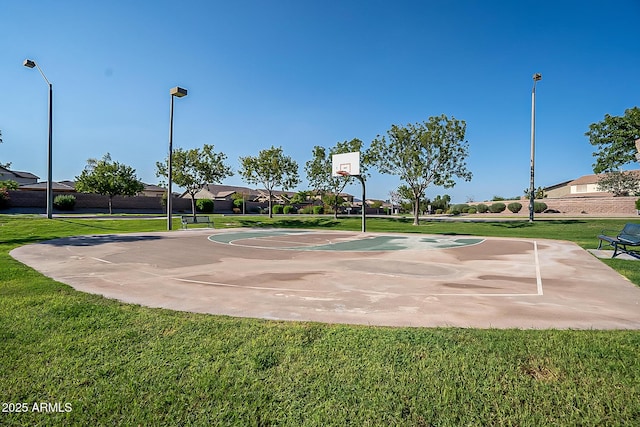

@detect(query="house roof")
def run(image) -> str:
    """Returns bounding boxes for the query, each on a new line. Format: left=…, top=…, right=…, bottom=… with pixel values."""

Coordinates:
left=0, top=166, right=40, bottom=180
left=12, top=170, right=40, bottom=179
left=543, top=180, right=572, bottom=191
left=567, top=170, right=640, bottom=186
left=142, top=183, right=165, bottom=192
left=19, top=181, right=76, bottom=191
left=567, top=174, right=602, bottom=186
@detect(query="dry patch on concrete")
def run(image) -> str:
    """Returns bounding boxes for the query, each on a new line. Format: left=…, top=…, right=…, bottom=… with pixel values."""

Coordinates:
left=10, top=228, right=640, bottom=329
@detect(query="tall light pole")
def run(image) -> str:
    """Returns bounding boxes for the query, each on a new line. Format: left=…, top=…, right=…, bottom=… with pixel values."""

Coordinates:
left=23, top=59, right=53, bottom=219
left=167, top=86, right=188, bottom=230
left=529, top=73, right=542, bottom=223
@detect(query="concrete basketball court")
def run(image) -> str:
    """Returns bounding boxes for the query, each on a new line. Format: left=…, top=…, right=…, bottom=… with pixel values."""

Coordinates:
left=10, top=228, right=640, bottom=329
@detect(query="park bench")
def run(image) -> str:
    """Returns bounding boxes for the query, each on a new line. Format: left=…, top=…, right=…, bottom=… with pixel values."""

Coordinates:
left=597, top=223, right=640, bottom=259
left=181, top=215, right=214, bottom=230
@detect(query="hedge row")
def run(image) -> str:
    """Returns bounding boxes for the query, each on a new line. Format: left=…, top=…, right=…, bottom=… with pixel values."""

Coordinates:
left=447, top=201, right=548, bottom=215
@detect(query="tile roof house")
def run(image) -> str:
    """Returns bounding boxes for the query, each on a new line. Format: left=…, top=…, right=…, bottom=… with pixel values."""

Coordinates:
left=18, top=181, right=76, bottom=192
left=544, top=170, right=640, bottom=198
left=17, top=180, right=164, bottom=196
left=0, top=166, right=40, bottom=185
left=185, top=184, right=260, bottom=201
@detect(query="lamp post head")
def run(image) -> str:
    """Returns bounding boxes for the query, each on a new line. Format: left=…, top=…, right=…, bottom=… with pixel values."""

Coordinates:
left=533, top=73, right=542, bottom=81
left=170, top=86, right=187, bottom=98
left=23, top=59, right=36, bottom=68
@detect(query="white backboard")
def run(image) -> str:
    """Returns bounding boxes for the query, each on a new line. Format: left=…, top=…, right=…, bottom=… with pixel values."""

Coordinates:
left=331, top=152, right=360, bottom=177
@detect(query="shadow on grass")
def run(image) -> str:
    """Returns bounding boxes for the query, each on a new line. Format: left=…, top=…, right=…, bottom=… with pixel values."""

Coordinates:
left=237, top=218, right=340, bottom=228
left=39, top=234, right=163, bottom=247
left=55, top=218, right=122, bottom=231
left=487, top=219, right=587, bottom=229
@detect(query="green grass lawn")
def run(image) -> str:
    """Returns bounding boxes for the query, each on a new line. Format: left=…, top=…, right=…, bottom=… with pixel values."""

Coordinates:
left=1, top=215, right=639, bottom=426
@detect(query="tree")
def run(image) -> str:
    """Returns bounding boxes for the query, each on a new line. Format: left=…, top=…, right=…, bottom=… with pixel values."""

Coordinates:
left=230, top=192, right=246, bottom=213
left=431, top=194, right=451, bottom=213
left=368, top=115, right=472, bottom=225
left=396, top=184, right=428, bottom=214
left=239, top=146, right=300, bottom=218
left=156, top=144, right=233, bottom=218
left=388, top=190, right=402, bottom=214
left=597, top=170, right=640, bottom=196
left=290, top=190, right=311, bottom=205
left=75, top=153, right=144, bottom=214
left=523, top=186, right=546, bottom=199
left=322, top=193, right=346, bottom=213
left=0, top=179, right=18, bottom=209
left=586, top=107, right=640, bottom=173
left=305, top=138, right=365, bottom=219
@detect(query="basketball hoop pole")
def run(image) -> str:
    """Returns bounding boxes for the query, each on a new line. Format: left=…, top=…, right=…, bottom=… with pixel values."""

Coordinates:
left=337, top=170, right=366, bottom=232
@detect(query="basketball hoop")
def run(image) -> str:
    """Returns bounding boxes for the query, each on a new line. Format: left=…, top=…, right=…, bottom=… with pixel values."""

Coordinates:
left=336, top=170, right=350, bottom=177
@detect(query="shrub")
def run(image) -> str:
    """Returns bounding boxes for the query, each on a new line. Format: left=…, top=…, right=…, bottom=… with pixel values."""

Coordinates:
left=299, top=206, right=313, bottom=214
left=232, top=208, right=241, bottom=214
left=435, top=209, right=443, bottom=215
left=476, top=203, right=489, bottom=213
left=450, top=204, right=469, bottom=215
left=507, top=202, right=522, bottom=213
left=196, top=199, right=214, bottom=213
left=283, top=205, right=296, bottom=214
left=534, top=202, right=548, bottom=213
left=313, top=206, right=324, bottom=215
left=272, top=205, right=283, bottom=214
left=636, top=198, right=640, bottom=210
left=53, top=194, right=76, bottom=210
left=467, top=207, right=477, bottom=214
left=489, top=202, right=506, bottom=213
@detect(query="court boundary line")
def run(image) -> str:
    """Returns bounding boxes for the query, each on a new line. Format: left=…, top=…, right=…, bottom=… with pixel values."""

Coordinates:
left=433, top=241, right=543, bottom=297
left=209, top=230, right=487, bottom=252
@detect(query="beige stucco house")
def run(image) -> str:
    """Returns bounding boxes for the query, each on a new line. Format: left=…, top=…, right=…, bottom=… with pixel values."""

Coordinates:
left=544, top=170, right=640, bottom=198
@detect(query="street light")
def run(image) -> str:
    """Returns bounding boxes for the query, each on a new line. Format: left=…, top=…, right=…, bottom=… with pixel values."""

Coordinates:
left=529, top=73, right=542, bottom=223
left=167, top=86, right=188, bottom=230
left=23, top=59, right=53, bottom=219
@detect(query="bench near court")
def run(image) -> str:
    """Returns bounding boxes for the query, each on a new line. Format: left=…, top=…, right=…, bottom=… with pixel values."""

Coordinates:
left=597, top=223, right=640, bottom=259
left=181, top=215, right=214, bottom=229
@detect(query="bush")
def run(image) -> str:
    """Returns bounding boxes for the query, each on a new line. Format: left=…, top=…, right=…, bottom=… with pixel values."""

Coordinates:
left=299, top=206, right=313, bottom=214
left=467, top=207, right=477, bottom=214
left=476, top=203, right=489, bottom=213
left=283, top=205, right=296, bottom=214
left=534, top=202, right=548, bottom=213
left=272, top=205, right=283, bottom=214
left=196, top=199, right=214, bottom=213
left=450, top=204, right=469, bottom=215
left=232, top=208, right=241, bottom=214
left=435, top=209, right=443, bottom=215
left=636, top=199, right=640, bottom=210
left=53, top=194, right=76, bottom=211
left=489, top=202, right=506, bottom=213
left=313, top=206, right=324, bottom=215
left=507, top=202, right=522, bottom=213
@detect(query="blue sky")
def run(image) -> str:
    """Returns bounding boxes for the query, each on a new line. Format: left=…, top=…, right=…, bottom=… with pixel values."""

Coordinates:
left=1, top=0, right=639, bottom=203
